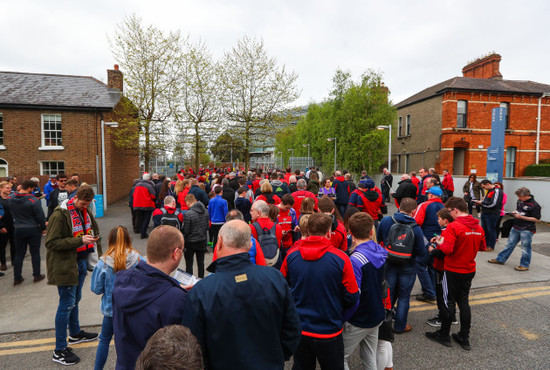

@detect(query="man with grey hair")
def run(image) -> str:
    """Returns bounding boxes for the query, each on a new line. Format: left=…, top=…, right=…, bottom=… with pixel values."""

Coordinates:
left=393, top=173, right=418, bottom=206
left=152, top=195, right=183, bottom=229
left=182, top=220, right=301, bottom=370
left=292, top=179, right=318, bottom=218
left=250, top=200, right=283, bottom=266
left=489, top=187, right=541, bottom=271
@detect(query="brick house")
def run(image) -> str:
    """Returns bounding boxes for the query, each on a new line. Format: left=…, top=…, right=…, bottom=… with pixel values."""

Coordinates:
left=0, top=65, right=139, bottom=204
left=393, top=54, right=550, bottom=177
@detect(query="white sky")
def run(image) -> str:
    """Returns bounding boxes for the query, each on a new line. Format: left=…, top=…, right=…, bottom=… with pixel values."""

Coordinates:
left=2, top=0, right=549, bottom=106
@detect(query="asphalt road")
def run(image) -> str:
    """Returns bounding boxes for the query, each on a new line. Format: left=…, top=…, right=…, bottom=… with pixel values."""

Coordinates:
left=2, top=281, right=549, bottom=369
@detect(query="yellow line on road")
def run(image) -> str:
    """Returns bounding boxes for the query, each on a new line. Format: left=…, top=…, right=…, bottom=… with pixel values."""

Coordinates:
left=0, top=341, right=101, bottom=356
left=410, top=290, right=550, bottom=312
left=0, top=337, right=54, bottom=348
left=409, top=285, right=550, bottom=308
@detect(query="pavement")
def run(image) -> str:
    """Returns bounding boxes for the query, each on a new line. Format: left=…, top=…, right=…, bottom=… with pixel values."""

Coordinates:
left=1, top=200, right=550, bottom=334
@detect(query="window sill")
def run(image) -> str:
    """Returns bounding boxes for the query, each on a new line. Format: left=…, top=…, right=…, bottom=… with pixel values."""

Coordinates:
left=38, top=146, right=64, bottom=151
left=0, top=145, right=6, bottom=150
left=397, top=135, right=411, bottom=139
left=454, top=127, right=472, bottom=132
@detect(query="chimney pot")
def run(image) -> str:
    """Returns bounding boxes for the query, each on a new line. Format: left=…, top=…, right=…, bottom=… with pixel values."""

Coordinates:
left=114, top=64, right=119, bottom=71
left=462, top=53, right=503, bottom=80
left=107, top=66, right=123, bottom=91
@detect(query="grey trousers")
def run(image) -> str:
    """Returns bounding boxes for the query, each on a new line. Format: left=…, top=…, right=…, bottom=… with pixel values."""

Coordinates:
left=343, top=321, right=382, bottom=370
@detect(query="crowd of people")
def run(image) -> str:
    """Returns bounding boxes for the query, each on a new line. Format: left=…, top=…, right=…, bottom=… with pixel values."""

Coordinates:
left=0, top=165, right=542, bottom=369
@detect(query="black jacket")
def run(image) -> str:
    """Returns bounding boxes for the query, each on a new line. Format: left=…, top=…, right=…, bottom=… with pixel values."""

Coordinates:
left=182, top=253, right=302, bottom=370
left=480, top=187, right=504, bottom=215
left=0, top=196, right=14, bottom=230
left=513, top=196, right=541, bottom=232
left=221, top=187, right=235, bottom=210
left=183, top=201, right=210, bottom=243
left=189, top=185, right=209, bottom=208
left=47, top=188, right=69, bottom=219
left=394, top=179, right=418, bottom=204
left=9, top=193, right=46, bottom=230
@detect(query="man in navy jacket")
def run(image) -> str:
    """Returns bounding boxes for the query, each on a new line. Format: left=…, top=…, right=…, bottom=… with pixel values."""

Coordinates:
left=281, top=213, right=359, bottom=370
left=112, top=226, right=187, bottom=370
left=377, top=197, right=427, bottom=334
left=182, top=220, right=301, bottom=370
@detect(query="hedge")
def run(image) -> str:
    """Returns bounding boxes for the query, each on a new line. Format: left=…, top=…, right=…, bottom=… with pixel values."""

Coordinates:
left=524, top=164, right=550, bottom=176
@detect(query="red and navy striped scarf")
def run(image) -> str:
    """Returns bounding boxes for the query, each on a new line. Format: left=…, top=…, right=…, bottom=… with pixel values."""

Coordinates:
left=66, top=198, right=93, bottom=253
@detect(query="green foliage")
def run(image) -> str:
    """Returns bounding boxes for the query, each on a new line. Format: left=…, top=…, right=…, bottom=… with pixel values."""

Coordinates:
left=211, top=131, right=246, bottom=162
left=276, top=69, right=396, bottom=174
left=524, top=164, right=550, bottom=176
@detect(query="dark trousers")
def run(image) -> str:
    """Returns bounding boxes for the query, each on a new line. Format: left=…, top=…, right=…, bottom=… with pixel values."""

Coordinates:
left=336, top=204, right=348, bottom=219
left=481, top=213, right=499, bottom=248
left=467, top=200, right=481, bottom=215
left=440, top=270, right=475, bottom=338
left=0, top=229, right=14, bottom=265
left=292, top=334, right=344, bottom=370
left=209, top=224, right=223, bottom=247
left=13, top=227, right=42, bottom=280
left=130, top=208, right=139, bottom=233
left=137, top=210, right=153, bottom=238
left=184, top=240, right=207, bottom=278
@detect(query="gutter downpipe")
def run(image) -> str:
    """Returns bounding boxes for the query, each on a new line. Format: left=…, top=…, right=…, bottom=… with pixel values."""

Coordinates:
left=537, top=93, right=550, bottom=165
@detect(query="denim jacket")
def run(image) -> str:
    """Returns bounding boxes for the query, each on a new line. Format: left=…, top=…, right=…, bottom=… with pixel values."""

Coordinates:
left=90, top=251, right=143, bottom=317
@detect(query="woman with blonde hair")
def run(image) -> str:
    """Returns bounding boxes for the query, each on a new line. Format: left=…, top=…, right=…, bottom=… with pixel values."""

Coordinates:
left=256, top=181, right=281, bottom=205
left=91, top=226, right=143, bottom=370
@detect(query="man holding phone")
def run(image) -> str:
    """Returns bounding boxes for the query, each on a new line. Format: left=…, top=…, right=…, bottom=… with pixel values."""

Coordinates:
left=46, top=186, right=102, bottom=366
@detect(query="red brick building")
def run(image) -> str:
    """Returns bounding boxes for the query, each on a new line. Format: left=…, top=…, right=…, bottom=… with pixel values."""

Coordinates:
left=394, top=54, right=550, bottom=177
left=0, top=66, right=139, bottom=204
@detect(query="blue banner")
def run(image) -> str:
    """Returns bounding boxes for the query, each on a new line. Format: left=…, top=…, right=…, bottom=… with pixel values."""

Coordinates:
left=486, top=107, right=506, bottom=182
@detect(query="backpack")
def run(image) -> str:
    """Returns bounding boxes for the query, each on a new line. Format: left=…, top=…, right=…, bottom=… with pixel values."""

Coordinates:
left=160, top=208, right=182, bottom=230
left=384, top=216, right=416, bottom=266
left=253, top=222, right=280, bottom=267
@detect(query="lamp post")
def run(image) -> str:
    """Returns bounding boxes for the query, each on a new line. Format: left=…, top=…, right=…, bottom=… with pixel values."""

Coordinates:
left=303, top=144, right=310, bottom=168
left=101, top=120, right=119, bottom=211
left=376, top=124, right=392, bottom=174
left=327, top=137, right=337, bottom=173
left=287, top=148, right=294, bottom=168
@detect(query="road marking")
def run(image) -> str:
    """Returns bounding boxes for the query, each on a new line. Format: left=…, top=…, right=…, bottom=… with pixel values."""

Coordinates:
left=409, top=285, right=550, bottom=308
left=0, top=341, right=101, bottom=356
left=519, top=329, right=539, bottom=340
left=0, top=337, right=54, bottom=348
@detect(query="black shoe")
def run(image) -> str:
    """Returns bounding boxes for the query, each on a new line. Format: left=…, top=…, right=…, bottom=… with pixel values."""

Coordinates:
left=140, top=233, right=149, bottom=239
left=416, top=294, right=436, bottom=303
left=13, top=277, right=24, bottom=286
left=68, top=330, right=99, bottom=345
left=0, top=272, right=4, bottom=277
left=52, top=347, right=80, bottom=365
left=426, top=316, right=442, bottom=327
left=34, top=274, right=45, bottom=283
left=452, top=333, right=471, bottom=350
left=425, top=330, right=452, bottom=347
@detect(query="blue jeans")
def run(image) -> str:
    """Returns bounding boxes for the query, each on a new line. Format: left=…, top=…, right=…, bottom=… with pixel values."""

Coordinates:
left=416, top=258, right=436, bottom=299
left=496, top=228, right=533, bottom=268
left=481, top=213, right=499, bottom=248
left=94, top=316, right=113, bottom=370
left=55, top=259, right=87, bottom=351
left=386, top=264, right=416, bottom=332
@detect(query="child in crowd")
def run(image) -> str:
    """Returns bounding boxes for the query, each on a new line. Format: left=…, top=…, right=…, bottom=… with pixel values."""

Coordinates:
left=91, top=226, right=144, bottom=370
left=235, top=187, right=252, bottom=223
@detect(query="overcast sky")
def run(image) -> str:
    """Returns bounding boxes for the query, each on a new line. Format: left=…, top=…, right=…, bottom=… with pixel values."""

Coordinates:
left=2, top=0, right=549, bottom=106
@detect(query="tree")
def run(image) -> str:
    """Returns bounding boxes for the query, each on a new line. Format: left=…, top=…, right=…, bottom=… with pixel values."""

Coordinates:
left=276, top=69, right=396, bottom=174
left=211, top=131, right=246, bottom=162
left=175, top=39, right=220, bottom=171
left=218, top=36, right=300, bottom=168
left=110, top=14, right=183, bottom=171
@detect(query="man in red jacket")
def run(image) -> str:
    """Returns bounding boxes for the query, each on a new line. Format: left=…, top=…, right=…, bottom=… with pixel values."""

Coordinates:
left=441, top=169, right=455, bottom=198
left=133, top=173, right=157, bottom=239
left=292, top=179, right=318, bottom=218
left=425, top=197, right=485, bottom=350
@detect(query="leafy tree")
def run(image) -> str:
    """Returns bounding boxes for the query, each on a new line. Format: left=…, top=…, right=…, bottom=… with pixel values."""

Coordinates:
left=175, top=39, right=220, bottom=171
left=219, top=36, right=300, bottom=168
left=110, top=14, right=183, bottom=171
left=276, top=69, right=396, bottom=174
left=211, top=131, right=246, bottom=162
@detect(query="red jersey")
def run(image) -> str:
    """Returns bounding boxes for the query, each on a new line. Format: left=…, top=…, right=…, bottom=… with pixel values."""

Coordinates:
left=439, top=215, right=486, bottom=274
left=278, top=207, right=297, bottom=249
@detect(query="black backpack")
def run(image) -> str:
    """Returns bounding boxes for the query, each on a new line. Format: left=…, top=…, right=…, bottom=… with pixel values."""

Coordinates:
left=253, top=222, right=280, bottom=266
left=384, top=216, right=416, bottom=266
left=160, top=208, right=182, bottom=230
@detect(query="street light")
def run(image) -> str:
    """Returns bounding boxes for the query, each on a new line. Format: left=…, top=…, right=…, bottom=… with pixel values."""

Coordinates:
left=287, top=148, right=294, bottom=168
left=101, top=120, right=119, bottom=211
left=303, top=144, right=311, bottom=168
left=327, top=137, right=337, bottom=173
left=377, top=124, right=392, bottom=174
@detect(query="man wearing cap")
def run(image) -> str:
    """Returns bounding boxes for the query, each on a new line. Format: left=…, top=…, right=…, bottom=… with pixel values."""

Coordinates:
left=414, top=186, right=445, bottom=303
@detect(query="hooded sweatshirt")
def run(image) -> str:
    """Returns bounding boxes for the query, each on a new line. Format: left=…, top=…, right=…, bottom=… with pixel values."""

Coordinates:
left=345, top=240, right=388, bottom=328
left=281, top=236, right=359, bottom=338
left=112, top=260, right=187, bottom=370
left=439, top=215, right=486, bottom=274
left=9, top=193, right=46, bottom=230
left=90, top=250, right=142, bottom=317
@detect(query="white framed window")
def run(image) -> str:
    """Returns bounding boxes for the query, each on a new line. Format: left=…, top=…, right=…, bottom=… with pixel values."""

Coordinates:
left=40, top=114, right=64, bottom=150
left=0, top=158, right=8, bottom=177
left=0, top=113, right=4, bottom=149
left=406, top=114, right=411, bottom=135
left=398, top=116, right=403, bottom=137
left=500, top=102, right=509, bottom=129
left=505, top=147, right=516, bottom=177
left=457, top=100, right=467, bottom=128
left=40, top=161, right=65, bottom=175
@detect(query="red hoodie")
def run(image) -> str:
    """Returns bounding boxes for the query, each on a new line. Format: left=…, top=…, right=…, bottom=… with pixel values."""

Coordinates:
left=439, top=215, right=486, bottom=274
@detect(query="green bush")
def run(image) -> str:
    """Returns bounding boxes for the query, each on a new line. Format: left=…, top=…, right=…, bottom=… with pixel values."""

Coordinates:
left=524, top=164, right=550, bottom=176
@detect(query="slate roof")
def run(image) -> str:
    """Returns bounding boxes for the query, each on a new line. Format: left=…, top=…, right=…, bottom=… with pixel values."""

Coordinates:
left=395, top=77, right=550, bottom=109
left=0, top=71, right=121, bottom=110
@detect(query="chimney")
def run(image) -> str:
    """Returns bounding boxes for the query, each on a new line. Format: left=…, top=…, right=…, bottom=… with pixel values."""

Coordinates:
left=107, top=64, right=123, bottom=91
left=462, top=53, right=502, bottom=80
